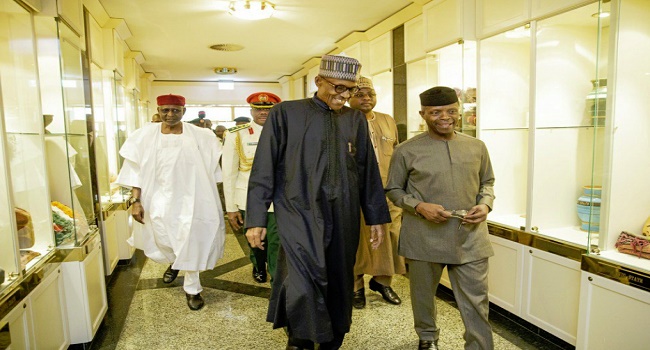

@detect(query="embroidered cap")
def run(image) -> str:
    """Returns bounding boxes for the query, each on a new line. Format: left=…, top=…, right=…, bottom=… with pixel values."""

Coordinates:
left=319, top=55, right=362, bottom=82
left=419, top=86, right=458, bottom=106
left=357, top=76, right=374, bottom=91
left=156, top=94, right=186, bottom=106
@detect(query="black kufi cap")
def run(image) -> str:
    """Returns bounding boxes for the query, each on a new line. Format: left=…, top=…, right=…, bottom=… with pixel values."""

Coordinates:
left=419, top=86, right=458, bottom=106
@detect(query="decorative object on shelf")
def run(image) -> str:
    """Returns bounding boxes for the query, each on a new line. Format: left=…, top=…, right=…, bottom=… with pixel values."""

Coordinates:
left=15, top=207, right=34, bottom=249
left=20, top=250, right=41, bottom=269
left=52, top=202, right=75, bottom=246
left=643, top=216, right=650, bottom=237
left=577, top=185, right=601, bottom=232
left=615, top=231, right=650, bottom=259
left=586, top=79, right=607, bottom=126
left=0, top=267, right=4, bottom=284
left=463, top=87, right=477, bottom=127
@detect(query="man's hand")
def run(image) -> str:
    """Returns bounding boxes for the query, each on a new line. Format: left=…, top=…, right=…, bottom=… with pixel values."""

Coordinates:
left=227, top=211, right=244, bottom=231
left=246, top=227, right=267, bottom=250
left=369, top=225, right=385, bottom=250
left=131, top=202, right=145, bottom=224
left=463, top=204, right=489, bottom=224
left=415, top=202, right=451, bottom=223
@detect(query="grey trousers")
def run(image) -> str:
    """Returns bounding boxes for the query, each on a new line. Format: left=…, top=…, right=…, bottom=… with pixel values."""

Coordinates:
left=408, top=258, right=494, bottom=350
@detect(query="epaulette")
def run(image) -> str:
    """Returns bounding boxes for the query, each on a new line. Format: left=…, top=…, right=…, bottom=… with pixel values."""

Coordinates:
left=227, top=123, right=250, bottom=133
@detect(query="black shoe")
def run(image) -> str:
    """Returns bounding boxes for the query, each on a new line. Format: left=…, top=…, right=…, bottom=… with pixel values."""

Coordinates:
left=369, top=278, right=401, bottom=305
left=352, top=288, right=366, bottom=309
left=286, top=337, right=314, bottom=350
left=418, top=340, right=438, bottom=350
left=186, top=293, right=204, bottom=310
left=253, top=266, right=267, bottom=283
left=162, top=265, right=179, bottom=283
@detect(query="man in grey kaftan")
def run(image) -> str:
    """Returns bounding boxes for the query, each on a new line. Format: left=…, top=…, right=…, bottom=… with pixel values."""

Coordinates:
left=386, top=86, right=495, bottom=350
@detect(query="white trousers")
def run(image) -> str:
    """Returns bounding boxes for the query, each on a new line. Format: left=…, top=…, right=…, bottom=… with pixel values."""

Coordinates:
left=183, top=271, right=202, bottom=295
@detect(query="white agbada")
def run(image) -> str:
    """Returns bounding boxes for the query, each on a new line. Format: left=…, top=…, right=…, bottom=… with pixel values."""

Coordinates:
left=115, top=123, right=225, bottom=271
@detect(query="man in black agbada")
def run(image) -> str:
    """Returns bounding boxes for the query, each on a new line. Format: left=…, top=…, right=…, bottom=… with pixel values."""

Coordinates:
left=245, top=55, right=390, bottom=350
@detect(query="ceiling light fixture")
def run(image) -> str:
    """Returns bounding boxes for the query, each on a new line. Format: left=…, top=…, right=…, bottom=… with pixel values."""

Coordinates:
left=214, top=67, right=238, bottom=75
left=228, top=1, right=275, bottom=20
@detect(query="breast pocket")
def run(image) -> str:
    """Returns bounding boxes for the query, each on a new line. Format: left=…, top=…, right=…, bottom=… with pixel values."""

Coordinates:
left=380, top=136, right=396, bottom=157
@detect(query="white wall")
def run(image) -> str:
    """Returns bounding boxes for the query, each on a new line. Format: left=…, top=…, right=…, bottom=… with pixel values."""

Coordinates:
left=150, top=81, right=282, bottom=106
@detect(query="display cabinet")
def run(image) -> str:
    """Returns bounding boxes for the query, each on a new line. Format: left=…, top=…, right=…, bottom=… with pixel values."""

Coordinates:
left=0, top=102, right=19, bottom=297
left=406, top=40, right=477, bottom=138
left=1, top=0, right=55, bottom=274
left=36, top=16, right=99, bottom=249
left=477, top=1, right=608, bottom=250
left=477, top=24, right=531, bottom=231
left=584, top=0, right=650, bottom=273
left=529, top=2, right=607, bottom=249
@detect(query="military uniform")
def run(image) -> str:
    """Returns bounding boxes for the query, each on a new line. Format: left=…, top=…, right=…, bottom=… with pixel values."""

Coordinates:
left=222, top=92, right=281, bottom=282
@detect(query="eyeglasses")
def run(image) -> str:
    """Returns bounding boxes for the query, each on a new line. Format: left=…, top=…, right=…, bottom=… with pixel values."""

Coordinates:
left=320, top=76, right=359, bottom=94
left=352, top=92, right=377, bottom=98
left=159, top=108, right=183, bottom=114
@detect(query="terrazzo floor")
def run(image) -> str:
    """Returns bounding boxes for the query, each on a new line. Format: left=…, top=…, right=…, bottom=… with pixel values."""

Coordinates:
left=84, top=225, right=574, bottom=350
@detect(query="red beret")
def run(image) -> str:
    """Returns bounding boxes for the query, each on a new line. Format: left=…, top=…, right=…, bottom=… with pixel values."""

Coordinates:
left=247, top=92, right=281, bottom=109
left=157, top=94, right=186, bottom=106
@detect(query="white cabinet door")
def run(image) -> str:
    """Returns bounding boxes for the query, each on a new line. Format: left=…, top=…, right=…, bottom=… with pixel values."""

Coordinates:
left=423, top=0, right=473, bottom=52
left=1, top=300, right=31, bottom=350
left=57, top=0, right=83, bottom=36
left=368, top=32, right=392, bottom=75
left=488, top=235, right=524, bottom=315
left=116, top=208, right=136, bottom=260
left=30, top=267, right=70, bottom=350
left=476, top=0, right=529, bottom=38
left=62, top=239, right=108, bottom=344
left=404, top=15, right=424, bottom=63
left=531, top=0, right=593, bottom=19
left=102, top=210, right=119, bottom=275
left=522, top=247, right=580, bottom=345
left=577, top=272, right=650, bottom=350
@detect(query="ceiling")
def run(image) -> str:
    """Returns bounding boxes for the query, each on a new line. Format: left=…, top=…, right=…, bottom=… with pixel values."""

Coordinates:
left=98, top=0, right=415, bottom=82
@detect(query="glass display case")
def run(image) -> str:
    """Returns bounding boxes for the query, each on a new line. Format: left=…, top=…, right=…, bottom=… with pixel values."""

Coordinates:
left=478, top=2, right=608, bottom=249
left=94, top=70, right=128, bottom=207
left=1, top=0, right=55, bottom=275
left=112, top=73, right=130, bottom=203
left=530, top=2, right=607, bottom=248
left=35, top=16, right=96, bottom=248
left=590, top=0, right=650, bottom=272
left=0, top=112, right=19, bottom=296
left=478, top=24, right=531, bottom=231
left=406, top=40, right=477, bottom=139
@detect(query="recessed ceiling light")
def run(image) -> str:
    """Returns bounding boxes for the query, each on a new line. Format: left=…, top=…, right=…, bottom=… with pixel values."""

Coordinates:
left=214, top=67, right=238, bottom=75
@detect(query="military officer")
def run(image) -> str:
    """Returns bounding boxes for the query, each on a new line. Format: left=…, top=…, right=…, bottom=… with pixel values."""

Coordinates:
left=222, top=92, right=281, bottom=283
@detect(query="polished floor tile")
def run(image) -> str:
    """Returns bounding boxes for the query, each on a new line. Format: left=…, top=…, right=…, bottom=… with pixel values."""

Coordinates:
left=88, top=229, right=573, bottom=350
